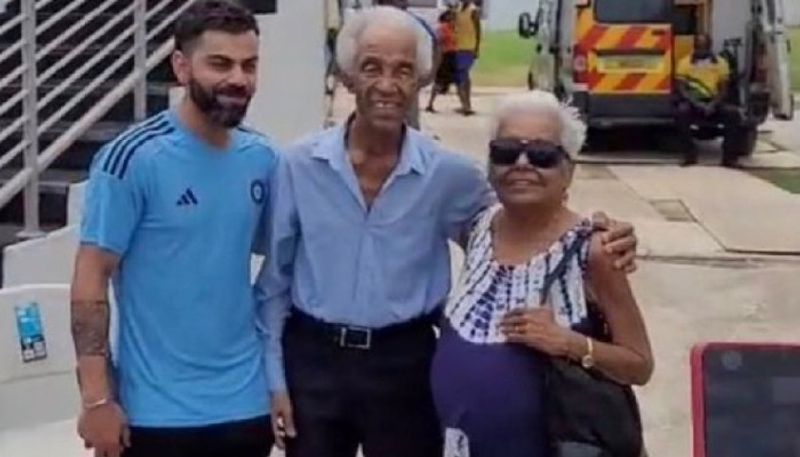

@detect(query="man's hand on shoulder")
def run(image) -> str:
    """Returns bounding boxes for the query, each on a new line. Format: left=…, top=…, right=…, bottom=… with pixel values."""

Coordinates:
left=590, top=212, right=637, bottom=273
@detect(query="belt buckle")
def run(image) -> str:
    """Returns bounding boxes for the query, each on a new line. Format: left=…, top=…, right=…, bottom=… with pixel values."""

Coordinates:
left=339, top=326, right=372, bottom=350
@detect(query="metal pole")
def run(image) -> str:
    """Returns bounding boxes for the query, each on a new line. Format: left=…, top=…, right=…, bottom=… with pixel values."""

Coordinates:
left=19, top=0, right=43, bottom=239
left=133, top=0, right=147, bottom=121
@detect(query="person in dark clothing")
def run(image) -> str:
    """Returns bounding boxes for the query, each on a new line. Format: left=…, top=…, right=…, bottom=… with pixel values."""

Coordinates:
left=427, top=9, right=457, bottom=113
left=675, top=34, right=741, bottom=167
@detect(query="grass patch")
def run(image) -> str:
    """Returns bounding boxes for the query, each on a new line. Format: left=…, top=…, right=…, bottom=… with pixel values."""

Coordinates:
left=472, top=30, right=532, bottom=87
left=751, top=168, right=800, bottom=194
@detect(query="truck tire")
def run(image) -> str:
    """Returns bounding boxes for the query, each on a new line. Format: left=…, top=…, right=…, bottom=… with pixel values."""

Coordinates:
left=722, top=125, right=757, bottom=160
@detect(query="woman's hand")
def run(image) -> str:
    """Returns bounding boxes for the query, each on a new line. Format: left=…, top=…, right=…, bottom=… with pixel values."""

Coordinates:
left=500, top=308, right=583, bottom=357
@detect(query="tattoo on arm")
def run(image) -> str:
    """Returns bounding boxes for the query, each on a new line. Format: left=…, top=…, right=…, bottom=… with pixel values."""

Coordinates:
left=71, top=300, right=110, bottom=357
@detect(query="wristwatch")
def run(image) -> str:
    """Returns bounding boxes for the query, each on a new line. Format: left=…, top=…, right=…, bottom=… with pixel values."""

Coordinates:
left=580, top=337, right=595, bottom=369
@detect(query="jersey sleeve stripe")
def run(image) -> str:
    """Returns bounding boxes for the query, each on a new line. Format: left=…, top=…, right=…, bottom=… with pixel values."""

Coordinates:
left=116, top=126, right=175, bottom=179
left=101, top=113, right=167, bottom=173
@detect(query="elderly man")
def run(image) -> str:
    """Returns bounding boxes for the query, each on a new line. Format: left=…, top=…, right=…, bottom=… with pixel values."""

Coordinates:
left=257, top=6, right=637, bottom=457
left=374, top=0, right=439, bottom=129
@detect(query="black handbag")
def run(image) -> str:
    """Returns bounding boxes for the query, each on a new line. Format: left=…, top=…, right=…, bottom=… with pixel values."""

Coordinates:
left=540, top=231, right=644, bottom=457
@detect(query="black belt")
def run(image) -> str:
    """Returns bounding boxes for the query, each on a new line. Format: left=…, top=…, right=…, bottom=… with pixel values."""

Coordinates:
left=287, top=308, right=439, bottom=350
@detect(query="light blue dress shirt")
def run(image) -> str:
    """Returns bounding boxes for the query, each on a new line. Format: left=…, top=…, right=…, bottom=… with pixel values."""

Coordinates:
left=255, top=122, right=492, bottom=391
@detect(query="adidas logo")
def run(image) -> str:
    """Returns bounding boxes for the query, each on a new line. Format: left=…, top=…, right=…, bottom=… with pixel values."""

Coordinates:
left=176, top=188, right=199, bottom=206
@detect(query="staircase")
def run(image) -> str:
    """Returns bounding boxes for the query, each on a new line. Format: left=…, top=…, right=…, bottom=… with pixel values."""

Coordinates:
left=0, top=0, right=191, bottom=265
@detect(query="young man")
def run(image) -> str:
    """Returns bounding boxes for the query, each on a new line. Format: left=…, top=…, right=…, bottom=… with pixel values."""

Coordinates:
left=259, top=6, right=638, bottom=457
left=70, top=2, right=277, bottom=456
left=453, top=0, right=481, bottom=115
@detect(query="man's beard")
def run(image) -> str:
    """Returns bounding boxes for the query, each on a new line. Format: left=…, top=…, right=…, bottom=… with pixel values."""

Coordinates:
left=188, top=78, right=251, bottom=128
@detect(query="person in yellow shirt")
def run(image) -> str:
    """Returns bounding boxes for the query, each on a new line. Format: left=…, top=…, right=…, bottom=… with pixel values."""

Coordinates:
left=453, top=0, right=481, bottom=116
left=674, top=34, right=740, bottom=167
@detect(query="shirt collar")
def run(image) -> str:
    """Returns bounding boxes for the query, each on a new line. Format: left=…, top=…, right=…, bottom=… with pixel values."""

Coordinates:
left=311, top=113, right=428, bottom=176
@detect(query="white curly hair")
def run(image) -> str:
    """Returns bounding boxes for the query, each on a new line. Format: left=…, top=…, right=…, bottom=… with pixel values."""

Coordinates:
left=490, top=91, right=587, bottom=157
left=336, top=6, right=434, bottom=81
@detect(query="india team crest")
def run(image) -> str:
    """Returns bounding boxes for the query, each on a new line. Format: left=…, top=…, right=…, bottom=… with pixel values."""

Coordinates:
left=250, top=179, right=265, bottom=204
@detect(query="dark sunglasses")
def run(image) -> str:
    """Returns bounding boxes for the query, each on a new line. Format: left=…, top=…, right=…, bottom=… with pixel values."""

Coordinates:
left=489, top=138, right=569, bottom=168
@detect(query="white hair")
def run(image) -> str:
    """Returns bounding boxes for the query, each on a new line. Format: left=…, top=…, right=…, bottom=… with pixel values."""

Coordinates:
left=336, top=6, right=434, bottom=81
left=490, top=91, right=587, bottom=157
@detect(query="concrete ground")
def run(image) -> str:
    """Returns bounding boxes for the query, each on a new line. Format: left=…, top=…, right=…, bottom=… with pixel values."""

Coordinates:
left=764, top=113, right=800, bottom=155
left=4, top=88, right=800, bottom=456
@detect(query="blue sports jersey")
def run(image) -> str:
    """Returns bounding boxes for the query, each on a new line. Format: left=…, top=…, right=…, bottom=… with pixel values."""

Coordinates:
left=80, top=110, right=278, bottom=427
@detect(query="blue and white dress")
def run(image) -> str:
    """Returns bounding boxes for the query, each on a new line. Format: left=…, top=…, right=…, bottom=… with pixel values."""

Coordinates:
left=431, top=205, right=594, bottom=457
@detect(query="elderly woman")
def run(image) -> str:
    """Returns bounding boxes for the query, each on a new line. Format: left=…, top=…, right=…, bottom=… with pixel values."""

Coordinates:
left=431, top=90, right=654, bottom=457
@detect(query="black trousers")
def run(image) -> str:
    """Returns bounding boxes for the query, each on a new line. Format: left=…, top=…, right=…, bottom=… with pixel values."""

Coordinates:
left=675, top=101, right=741, bottom=163
left=122, top=415, right=273, bottom=457
left=283, top=311, right=442, bottom=457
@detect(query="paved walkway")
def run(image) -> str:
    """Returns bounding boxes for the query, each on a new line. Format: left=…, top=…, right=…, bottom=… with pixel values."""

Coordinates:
left=764, top=114, right=800, bottom=157
left=610, top=165, right=800, bottom=254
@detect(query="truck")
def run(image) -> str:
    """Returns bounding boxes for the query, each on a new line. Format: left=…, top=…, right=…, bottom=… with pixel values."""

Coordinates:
left=518, top=0, right=794, bottom=157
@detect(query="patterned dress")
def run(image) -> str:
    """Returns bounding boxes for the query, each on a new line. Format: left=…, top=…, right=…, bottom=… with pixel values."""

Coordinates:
left=431, top=205, right=594, bottom=457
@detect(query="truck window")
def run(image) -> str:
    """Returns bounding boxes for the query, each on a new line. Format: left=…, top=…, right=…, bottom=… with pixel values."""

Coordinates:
left=595, top=0, right=672, bottom=23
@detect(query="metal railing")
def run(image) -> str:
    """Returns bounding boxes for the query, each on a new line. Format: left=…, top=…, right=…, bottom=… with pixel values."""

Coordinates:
left=0, top=0, right=197, bottom=238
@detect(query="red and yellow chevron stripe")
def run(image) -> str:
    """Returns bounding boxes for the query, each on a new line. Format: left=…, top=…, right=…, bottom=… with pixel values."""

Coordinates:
left=576, top=7, right=673, bottom=94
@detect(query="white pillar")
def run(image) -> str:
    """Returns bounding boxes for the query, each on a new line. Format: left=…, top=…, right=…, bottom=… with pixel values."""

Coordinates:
left=246, top=1, right=327, bottom=146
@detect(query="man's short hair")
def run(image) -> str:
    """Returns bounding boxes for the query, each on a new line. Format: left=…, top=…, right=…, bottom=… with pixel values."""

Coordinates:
left=336, top=6, right=434, bottom=80
left=174, top=0, right=259, bottom=53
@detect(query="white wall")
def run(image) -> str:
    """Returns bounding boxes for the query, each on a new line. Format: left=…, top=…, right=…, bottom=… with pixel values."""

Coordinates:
left=0, top=285, right=96, bottom=456
left=3, top=227, right=78, bottom=288
left=247, top=1, right=326, bottom=146
left=0, top=285, right=79, bottom=431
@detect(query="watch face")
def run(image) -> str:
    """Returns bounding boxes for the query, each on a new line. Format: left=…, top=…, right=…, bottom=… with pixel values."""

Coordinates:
left=581, top=355, right=594, bottom=369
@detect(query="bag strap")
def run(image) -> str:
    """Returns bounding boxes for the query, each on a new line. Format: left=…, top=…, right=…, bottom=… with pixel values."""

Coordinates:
left=539, top=229, right=592, bottom=306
